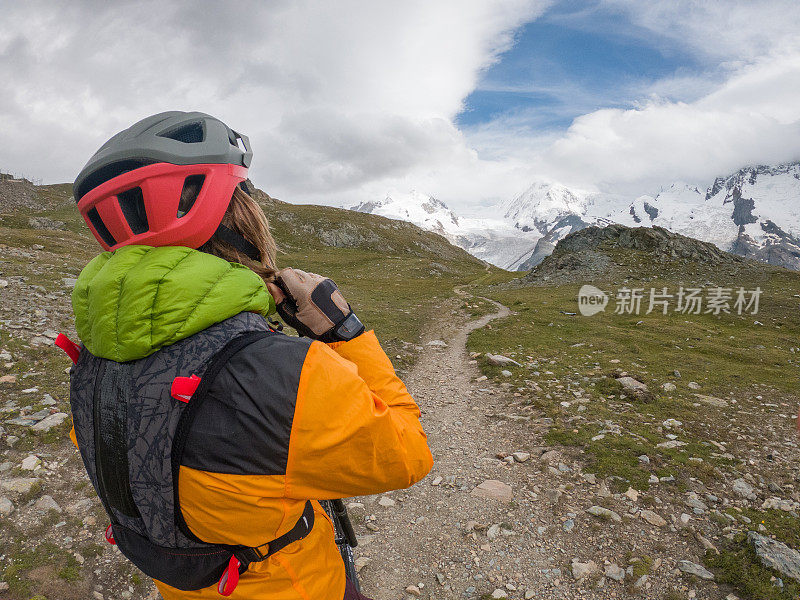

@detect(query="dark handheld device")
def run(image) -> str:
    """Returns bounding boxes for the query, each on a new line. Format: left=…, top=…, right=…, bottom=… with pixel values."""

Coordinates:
left=321, top=499, right=361, bottom=590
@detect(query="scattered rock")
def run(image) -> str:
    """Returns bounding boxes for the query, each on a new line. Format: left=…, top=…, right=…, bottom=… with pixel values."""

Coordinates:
left=0, top=496, right=13, bottom=516
left=678, top=560, right=714, bottom=580
left=604, top=563, right=625, bottom=582
left=696, top=532, right=719, bottom=554
left=571, top=559, right=599, bottom=580
left=471, top=480, right=513, bottom=503
left=624, top=488, right=639, bottom=502
left=405, top=584, right=421, bottom=596
left=587, top=505, right=622, bottom=522
left=512, top=451, right=530, bottom=463
left=661, top=382, right=677, bottom=392
left=657, top=439, right=687, bottom=449
left=732, top=478, right=757, bottom=501
left=354, top=556, right=371, bottom=572
left=762, top=497, right=800, bottom=512
left=21, top=455, right=41, bottom=470
left=31, top=412, right=69, bottom=432
left=377, top=496, right=396, bottom=508
left=28, top=216, right=65, bottom=230
left=34, top=495, right=62, bottom=513
left=501, top=369, right=512, bottom=377
left=485, top=354, right=521, bottom=367
left=0, top=374, right=17, bottom=384
left=694, top=394, right=728, bottom=407
left=685, top=494, right=708, bottom=512
left=616, top=376, right=648, bottom=392
left=748, top=532, right=800, bottom=583
left=539, top=450, right=559, bottom=463
left=545, top=488, right=563, bottom=503
left=640, top=510, right=667, bottom=527
left=426, top=340, right=447, bottom=348
left=0, top=477, right=39, bottom=495
left=67, top=498, right=94, bottom=514
left=688, top=381, right=701, bottom=390
left=633, top=574, right=648, bottom=589
left=490, top=589, right=507, bottom=599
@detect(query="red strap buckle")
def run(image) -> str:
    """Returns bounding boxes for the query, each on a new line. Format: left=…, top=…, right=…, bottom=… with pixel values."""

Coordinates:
left=171, top=374, right=201, bottom=403
left=105, top=523, right=116, bottom=545
left=55, top=333, right=81, bottom=364
left=217, top=555, right=240, bottom=596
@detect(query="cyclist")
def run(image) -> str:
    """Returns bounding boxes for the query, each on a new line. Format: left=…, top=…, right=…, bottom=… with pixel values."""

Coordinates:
left=64, top=111, right=433, bottom=599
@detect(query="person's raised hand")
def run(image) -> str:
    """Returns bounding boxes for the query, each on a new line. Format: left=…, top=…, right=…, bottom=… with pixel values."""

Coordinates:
left=267, top=268, right=365, bottom=342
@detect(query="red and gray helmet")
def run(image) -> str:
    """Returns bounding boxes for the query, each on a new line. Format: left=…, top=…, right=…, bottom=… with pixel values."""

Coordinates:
left=74, top=111, right=257, bottom=257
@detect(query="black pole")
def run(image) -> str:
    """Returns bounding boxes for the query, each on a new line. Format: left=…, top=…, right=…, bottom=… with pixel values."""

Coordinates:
left=331, top=499, right=358, bottom=548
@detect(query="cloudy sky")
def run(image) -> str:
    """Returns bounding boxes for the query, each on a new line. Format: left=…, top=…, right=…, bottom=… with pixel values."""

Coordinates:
left=1, top=0, right=799, bottom=213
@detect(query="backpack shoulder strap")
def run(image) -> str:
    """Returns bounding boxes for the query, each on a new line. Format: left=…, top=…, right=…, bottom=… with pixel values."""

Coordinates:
left=171, top=330, right=274, bottom=542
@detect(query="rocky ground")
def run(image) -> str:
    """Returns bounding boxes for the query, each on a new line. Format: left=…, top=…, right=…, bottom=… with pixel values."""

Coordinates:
left=1, top=220, right=799, bottom=599
left=353, top=291, right=800, bottom=600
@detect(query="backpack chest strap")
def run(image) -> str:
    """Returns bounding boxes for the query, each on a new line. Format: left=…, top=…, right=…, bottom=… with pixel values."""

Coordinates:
left=236, top=500, right=315, bottom=564
left=217, top=500, right=315, bottom=596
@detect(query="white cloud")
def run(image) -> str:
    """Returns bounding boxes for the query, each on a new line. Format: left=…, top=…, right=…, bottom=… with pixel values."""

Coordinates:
left=531, top=50, right=800, bottom=195
left=602, top=0, right=800, bottom=63
left=0, top=0, right=798, bottom=212
left=0, top=0, right=547, bottom=207
left=464, top=1, right=800, bottom=199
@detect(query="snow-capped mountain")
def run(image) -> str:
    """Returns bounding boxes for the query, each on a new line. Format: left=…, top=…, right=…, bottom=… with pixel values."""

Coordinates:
left=349, top=162, right=800, bottom=271
left=502, top=181, right=596, bottom=234
left=350, top=191, right=541, bottom=269
left=351, top=191, right=461, bottom=237
left=501, top=181, right=626, bottom=270
left=512, top=163, right=800, bottom=271
left=617, top=164, right=800, bottom=270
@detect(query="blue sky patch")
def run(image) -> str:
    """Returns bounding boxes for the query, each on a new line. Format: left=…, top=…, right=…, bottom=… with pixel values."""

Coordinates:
left=457, top=3, right=704, bottom=132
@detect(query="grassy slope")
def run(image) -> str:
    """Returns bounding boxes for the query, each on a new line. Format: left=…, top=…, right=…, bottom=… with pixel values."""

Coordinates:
left=0, top=183, right=493, bottom=365
left=468, top=247, right=800, bottom=599
left=0, top=183, right=495, bottom=598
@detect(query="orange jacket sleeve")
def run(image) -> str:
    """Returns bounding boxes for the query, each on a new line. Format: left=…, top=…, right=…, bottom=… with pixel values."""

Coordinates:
left=285, top=330, right=433, bottom=499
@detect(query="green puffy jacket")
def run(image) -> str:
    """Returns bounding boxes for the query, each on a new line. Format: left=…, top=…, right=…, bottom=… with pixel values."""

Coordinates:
left=72, top=245, right=275, bottom=362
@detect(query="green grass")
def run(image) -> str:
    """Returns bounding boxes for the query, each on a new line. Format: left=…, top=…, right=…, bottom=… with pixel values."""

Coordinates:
left=0, top=182, right=499, bottom=451
left=0, top=542, right=81, bottom=596
left=469, top=248, right=800, bottom=490
left=705, top=538, right=800, bottom=600
left=735, top=509, right=800, bottom=549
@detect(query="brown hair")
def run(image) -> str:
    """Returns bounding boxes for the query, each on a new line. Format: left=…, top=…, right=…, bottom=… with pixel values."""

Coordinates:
left=179, top=183, right=278, bottom=283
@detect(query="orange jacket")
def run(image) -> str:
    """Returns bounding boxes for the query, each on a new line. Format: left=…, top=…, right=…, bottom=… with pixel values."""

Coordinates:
left=71, top=330, right=432, bottom=599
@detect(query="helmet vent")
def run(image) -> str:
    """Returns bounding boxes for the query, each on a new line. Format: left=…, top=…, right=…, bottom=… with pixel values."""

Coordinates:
left=177, top=175, right=206, bottom=218
left=159, top=122, right=205, bottom=144
left=117, top=187, right=148, bottom=234
left=75, top=159, right=155, bottom=201
left=87, top=207, right=117, bottom=247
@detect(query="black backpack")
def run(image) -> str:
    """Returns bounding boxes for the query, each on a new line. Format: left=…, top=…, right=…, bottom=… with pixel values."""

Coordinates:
left=63, top=313, right=314, bottom=595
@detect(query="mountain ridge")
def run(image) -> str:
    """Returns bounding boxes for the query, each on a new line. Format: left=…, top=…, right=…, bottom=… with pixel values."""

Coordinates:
left=352, top=161, right=800, bottom=272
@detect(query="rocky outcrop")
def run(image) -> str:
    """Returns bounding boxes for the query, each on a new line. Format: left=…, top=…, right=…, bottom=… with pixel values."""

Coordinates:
left=524, top=224, right=746, bottom=283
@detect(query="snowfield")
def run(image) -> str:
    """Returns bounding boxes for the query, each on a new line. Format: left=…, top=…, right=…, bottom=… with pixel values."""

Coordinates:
left=350, top=162, right=800, bottom=271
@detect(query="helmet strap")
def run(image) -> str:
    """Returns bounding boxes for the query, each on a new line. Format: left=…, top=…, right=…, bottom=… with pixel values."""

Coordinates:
left=213, top=224, right=262, bottom=263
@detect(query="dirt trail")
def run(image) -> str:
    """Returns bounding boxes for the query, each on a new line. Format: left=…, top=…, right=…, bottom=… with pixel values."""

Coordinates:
left=354, top=293, right=725, bottom=600
left=354, top=293, right=556, bottom=598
